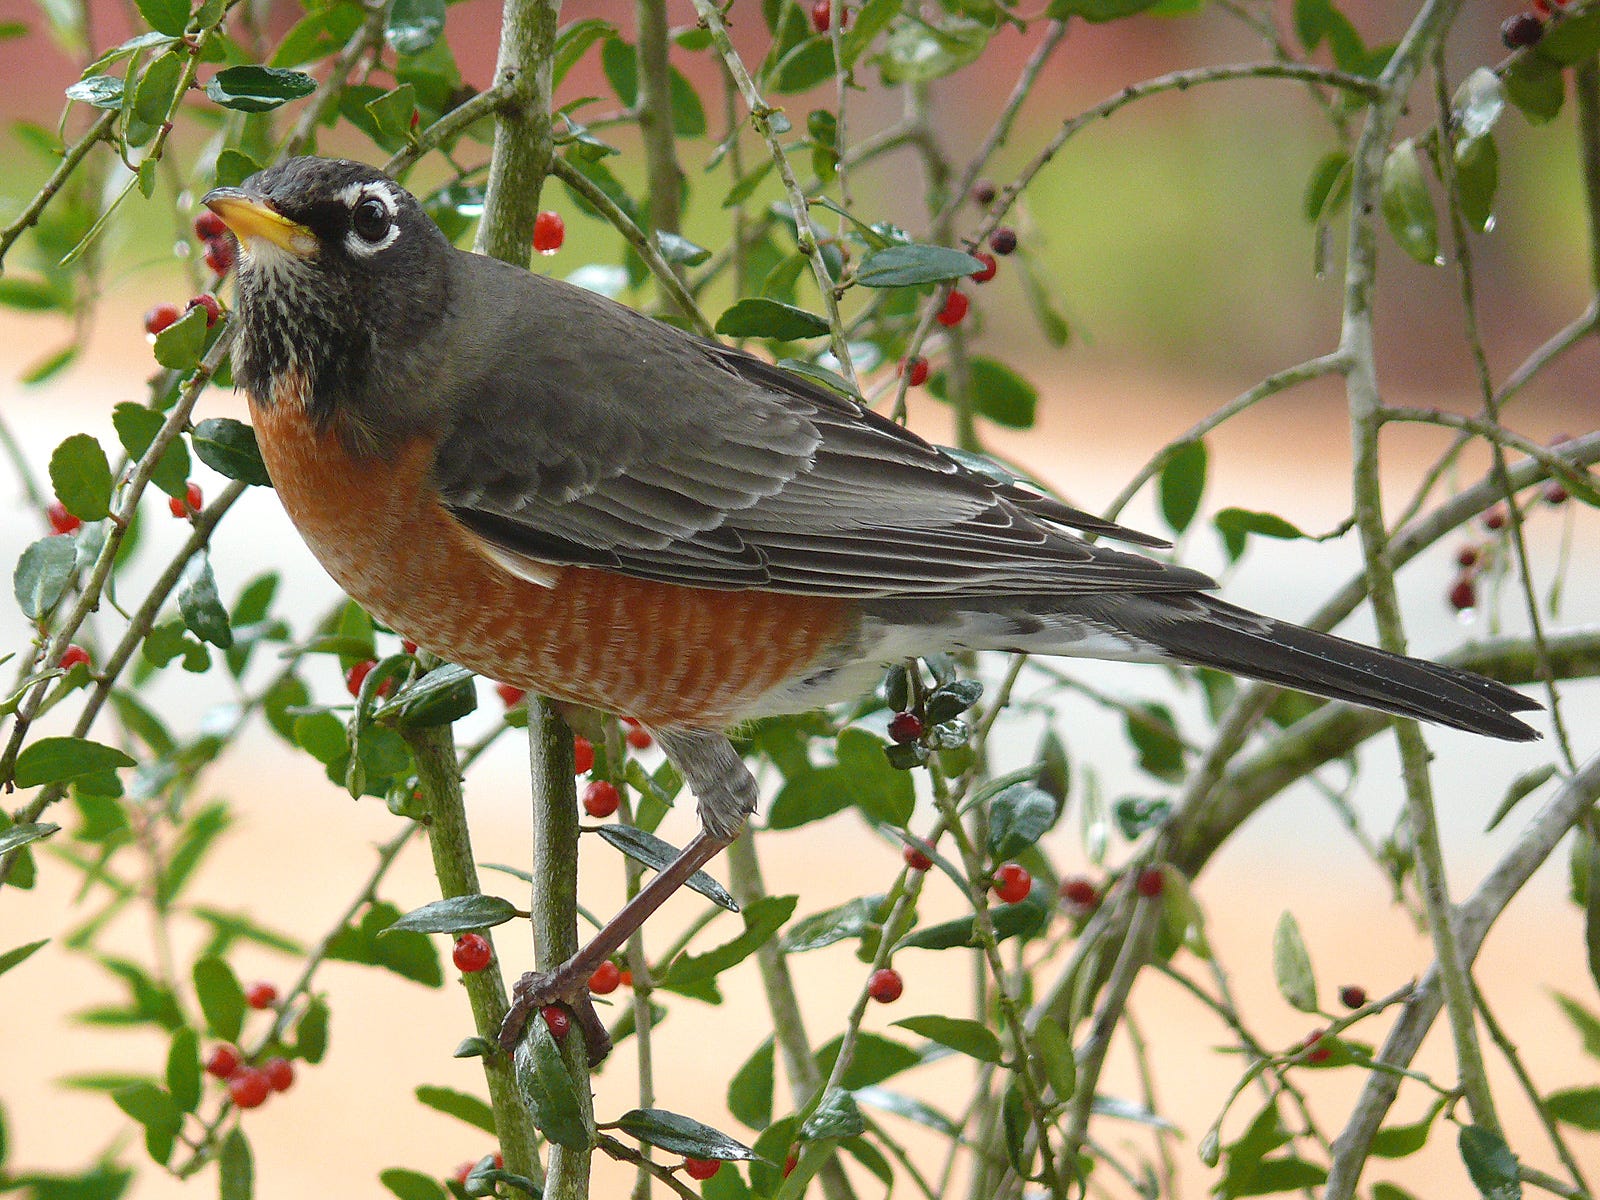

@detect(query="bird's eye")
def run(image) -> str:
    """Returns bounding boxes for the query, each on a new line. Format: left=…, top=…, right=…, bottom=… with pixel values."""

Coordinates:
left=351, top=197, right=391, bottom=243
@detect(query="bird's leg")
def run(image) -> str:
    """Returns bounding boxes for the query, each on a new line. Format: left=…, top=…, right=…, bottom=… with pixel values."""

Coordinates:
left=498, top=729, right=756, bottom=1066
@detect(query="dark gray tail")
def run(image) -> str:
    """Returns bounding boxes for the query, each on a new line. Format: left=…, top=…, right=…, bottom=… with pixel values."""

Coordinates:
left=1110, top=593, right=1541, bottom=741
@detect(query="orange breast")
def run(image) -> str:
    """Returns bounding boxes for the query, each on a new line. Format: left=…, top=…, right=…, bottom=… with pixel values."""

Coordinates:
left=249, top=396, right=855, bottom=727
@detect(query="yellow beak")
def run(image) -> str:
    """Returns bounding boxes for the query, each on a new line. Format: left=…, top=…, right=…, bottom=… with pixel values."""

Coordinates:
left=200, top=187, right=317, bottom=257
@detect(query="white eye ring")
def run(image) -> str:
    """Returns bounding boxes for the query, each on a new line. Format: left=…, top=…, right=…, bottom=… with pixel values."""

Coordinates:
left=338, top=183, right=401, bottom=257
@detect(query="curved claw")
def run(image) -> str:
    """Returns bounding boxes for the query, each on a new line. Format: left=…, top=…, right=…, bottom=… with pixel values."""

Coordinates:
left=499, top=969, right=614, bottom=1066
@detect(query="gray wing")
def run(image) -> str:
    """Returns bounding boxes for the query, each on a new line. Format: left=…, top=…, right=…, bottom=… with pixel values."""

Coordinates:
left=428, top=255, right=1216, bottom=600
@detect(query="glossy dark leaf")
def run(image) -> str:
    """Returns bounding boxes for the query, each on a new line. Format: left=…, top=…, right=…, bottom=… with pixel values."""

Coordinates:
left=14, top=737, right=135, bottom=787
left=614, top=1108, right=755, bottom=1159
left=0, top=823, right=58, bottom=855
left=65, top=74, right=124, bottom=108
left=801, top=1089, right=865, bottom=1141
left=892, top=1015, right=1001, bottom=1063
left=14, top=534, right=77, bottom=618
left=515, top=1023, right=589, bottom=1149
left=178, top=556, right=233, bottom=649
left=897, top=894, right=1050, bottom=950
left=781, top=893, right=886, bottom=953
left=727, top=1036, right=774, bottom=1129
left=595, top=825, right=737, bottom=910
left=987, top=783, right=1061, bottom=861
left=1158, top=440, right=1207, bottom=533
left=715, top=298, right=830, bottom=340
left=385, top=0, right=443, bottom=55
left=136, top=0, right=190, bottom=36
left=1458, top=1125, right=1521, bottom=1200
left=377, top=663, right=477, bottom=729
left=856, top=243, right=985, bottom=288
left=385, top=893, right=519, bottom=935
left=814, top=1032, right=920, bottom=1089
left=1455, top=132, right=1498, bottom=234
left=151, top=305, right=209, bottom=370
left=663, top=894, right=796, bottom=987
left=205, top=65, right=317, bottom=113
left=192, top=418, right=271, bottom=487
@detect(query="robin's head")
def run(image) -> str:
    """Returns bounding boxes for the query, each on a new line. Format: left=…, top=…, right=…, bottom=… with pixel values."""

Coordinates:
left=203, top=158, right=450, bottom=451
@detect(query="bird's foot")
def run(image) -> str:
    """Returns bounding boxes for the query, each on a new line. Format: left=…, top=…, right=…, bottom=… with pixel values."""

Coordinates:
left=499, top=967, right=613, bottom=1066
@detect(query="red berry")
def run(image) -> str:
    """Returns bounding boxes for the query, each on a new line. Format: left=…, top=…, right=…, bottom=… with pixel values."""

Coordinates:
left=495, top=682, right=526, bottom=707
left=245, top=980, right=278, bottom=1010
left=989, top=227, right=1018, bottom=256
left=887, top=711, right=924, bottom=743
left=617, top=968, right=633, bottom=987
left=144, top=303, right=181, bottom=336
left=262, top=1056, right=295, bottom=1092
left=1482, top=504, right=1508, bottom=531
left=1502, top=12, right=1545, bottom=47
left=972, top=180, right=996, bottom=207
left=867, top=966, right=903, bottom=1003
left=541, top=1004, right=570, bottom=1038
left=169, top=480, right=202, bottom=518
left=194, top=210, right=227, bottom=241
left=46, top=501, right=82, bottom=535
left=684, top=1158, right=722, bottom=1181
left=992, top=862, right=1032, bottom=904
left=453, top=933, right=492, bottom=973
left=187, top=294, right=222, bottom=326
left=969, top=251, right=998, bottom=283
left=204, top=1043, right=241, bottom=1079
left=1544, top=481, right=1569, bottom=505
left=625, top=725, right=653, bottom=750
left=532, top=211, right=565, bottom=255
left=810, top=0, right=849, bottom=31
left=903, top=844, right=933, bottom=872
left=573, top=735, right=595, bottom=774
left=409, top=109, right=421, bottom=129
left=900, top=356, right=929, bottom=387
left=402, top=638, right=419, bottom=655
left=452, top=1162, right=475, bottom=1184
left=1448, top=576, right=1476, bottom=613
left=935, top=289, right=969, bottom=327
left=1339, top=985, right=1367, bottom=1009
left=346, top=659, right=376, bottom=697
left=204, top=237, right=236, bottom=276
left=1135, top=867, right=1165, bottom=898
left=589, top=960, right=622, bottom=995
left=59, top=644, right=91, bottom=671
left=1306, top=1035, right=1332, bottom=1064
left=1456, top=544, right=1480, bottom=569
left=1532, top=0, right=1552, bottom=15
left=1059, top=876, right=1098, bottom=909
left=582, top=779, right=620, bottom=819
left=227, top=1068, right=271, bottom=1109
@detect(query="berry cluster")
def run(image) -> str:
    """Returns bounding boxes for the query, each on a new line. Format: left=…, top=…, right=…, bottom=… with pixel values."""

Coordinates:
left=141, top=213, right=235, bottom=342
left=202, top=977, right=297, bottom=1112
left=1447, top=461, right=1573, bottom=613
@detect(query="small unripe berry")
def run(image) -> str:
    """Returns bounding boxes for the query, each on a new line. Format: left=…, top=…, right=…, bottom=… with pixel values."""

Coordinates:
left=573, top=735, right=595, bottom=774
left=453, top=933, right=492, bottom=973
left=47, top=501, right=82, bottom=535
left=144, top=303, right=181, bottom=336
left=59, top=644, right=91, bottom=671
left=900, top=356, right=929, bottom=387
left=495, top=683, right=526, bottom=707
left=582, top=779, right=620, bottom=818
left=970, top=251, right=998, bottom=283
left=245, top=981, right=278, bottom=1009
left=204, top=1044, right=241, bottom=1079
left=194, top=210, right=227, bottom=241
left=989, top=227, right=1018, bottom=255
left=971, top=180, right=997, bottom=207
left=867, top=967, right=903, bottom=1003
left=1482, top=504, right=1508, bottom=531
left=169, top=480, right=202, bottom=518
left=1339, top=984, right=1367, bottom=1009
left=935, top=289, right=969, bottom=327
left=684, top=1158, right=722, bottom=1181
left=262, top=1056, right=295, bottom=1092
left=187, top=293, right=222, bottom=326
left=1544, top=481, right=1569, bottom=505
left=1501, top=12, right=1544, bottom=48
left=992, top=862, right=1032, bottom=903
left=625, top=725, right=653, bottom=750
left=887, top=711, right=924, bottom=743
left=541, top=1004, right=571, bottom=1038
left=903, top=844, right=933, bottom=872
left=1135, top=867, right=1165, bottom=898
left=1448, top=576, right=1476, bottom=612
left=1456, top=544, right=1480, bottom=569
left=589, top=960, right=622, bottom=995
left=228, top=1068, right=271, bottom=1109
left=532, top=210, right=565, bottom=255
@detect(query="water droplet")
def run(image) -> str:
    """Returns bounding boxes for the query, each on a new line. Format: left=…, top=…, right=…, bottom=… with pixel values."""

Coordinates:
left=1483, top=215, right=1497, bottom=233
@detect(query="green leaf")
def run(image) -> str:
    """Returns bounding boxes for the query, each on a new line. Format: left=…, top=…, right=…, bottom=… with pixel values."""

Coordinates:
left=1381, top=139, right=1438, bottom=265
left=166, top=1027, right=200, bottom=1113
left=192, top=418, right=271, bottom=487
left=892, top=1015, right=1001, bottom=1063
left=727, top=1036, right=774, bottom=1129
left=1540, top=10, right=1600, bottom=64
left=1290, top=0, right=1366, bottom=69
left=1458, top=1125, right=1521, bottom=1200
left=0, top=276, right=69, bottom=311
left=987, top=783, right=1061, bottom=861
left=0, top=823, right=58, bottom=855
left=663, top=894, right=797, bottom=988
left=1369, top=1102, right=1441, bottom=1157
left=1158, top=440, right=1207, bottom=533
left=655, top=231, right=712, bottom=266
left=1018, top=253, right=1071, bottom=347
left=1455, top=132, right=1498, bottom=235
left=1126, top=703, right=1183, bottom=782
left=769, top=37, right=835, bottom=94
left=386, top=0, right=443, bottom=54
left=193, top=955, right=245, bottom=1041
left=514, top=1022, right=589, bottom=1149
left=366, top=83, right=417, bottom=143
left=879, top=18, right=989, bottom=84
left=1504, top=51, right=1564, bottom=124
left=415, top=1085, right=496, bottom=1134
left=1000, top=1076, right=1030, bottom=1173
left=14, top=535, right=77, bottom=619
left=65, top=74, right=125, bottom=108
left=781, top=893, right=887, bottom=953
left=178, top=556, right=233, bottom=649
left=856, top=243, right=986, bottom=288
left=14, top=737, right=135, bottom=787
left=49, top=435, right=112, bottom=521
left=715, top=298, right=830, bottom=340
left=1047, top=0, right=1162, bottom=20
left=214, top=148, right=263, bottom=188
left=385, top=894, right=519, bottom=935
left=614, top=1108, right=756, bottom=1159
left=295, top=996, right=329, bottom=1063
left=219, top=1127, right=253, bottom=1200
left=1545, top=1086, right=1600, bottom=1131
left=1486, top=763, right=1557, bottom=832
left=205, top=65, right=317, bottom=113
left=767, top=764, right=852, bottom=829
left=152, top=305, right=209, bottom=370
left=1232, top=1156, right=1328, bottom=1195
left=1214, top=506, right=1306, bottom=561
left=0, top=938, right=48, bottom=979
left=114, top=1082, right=181, bottom=1163
left=897, top=895, right=1050, bottom=950
left=1304, top=149, right=1352, bottom=223
left=836, top=727, right=915, bottom=825
left=380, top=1168, right=447, bottom=1200
left=595, top=825, right=737, bottom=909
left=814, top=1032, right=919, bottom=1089
left=1032, top=1014, right=1076, bottom=1099
left=801, top=1089, right=865, bottom=1141
left=841, top=0, right=900, bottom=67
left=928, top=357, right=1040, bottom=430
left=552, top=19, right=614, bottom=88
left=667, top=66, right=706, bottom=137
left=131, top=52, right=183, bottom=139
left=136, top=0, right=190, bottom=36
left=327, top=901, right=443, bottom=986
left=1272, top=911, right=1318, bottom=1013
left=376, top=663, right=478, bottom=729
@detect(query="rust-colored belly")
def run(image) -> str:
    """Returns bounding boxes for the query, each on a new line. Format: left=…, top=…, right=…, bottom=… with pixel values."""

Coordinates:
left=249, top=398, right=853, bottom=727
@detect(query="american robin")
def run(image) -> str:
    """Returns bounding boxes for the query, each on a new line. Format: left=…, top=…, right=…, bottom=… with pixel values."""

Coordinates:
left=203, top=157, right=1539, bottom=1061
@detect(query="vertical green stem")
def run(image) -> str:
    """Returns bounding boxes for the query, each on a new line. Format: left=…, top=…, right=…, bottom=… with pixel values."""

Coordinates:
left=476, top=0, right=562, bottom=266
left=636, top=0, right=685, bottom=312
